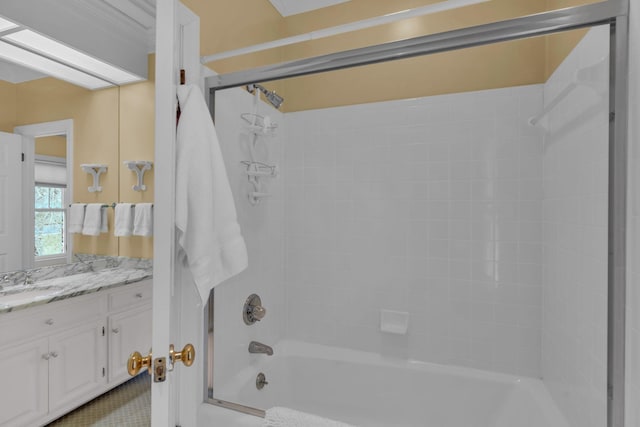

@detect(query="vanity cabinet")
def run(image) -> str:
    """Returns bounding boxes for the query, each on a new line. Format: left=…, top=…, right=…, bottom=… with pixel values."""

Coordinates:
left=108, top=281, right=152, bottom=383
left=48, top=319, right=107, bottom=413
left=0, top=278, right=152, bottom=427
left=0, top=337, right=49, bottom=427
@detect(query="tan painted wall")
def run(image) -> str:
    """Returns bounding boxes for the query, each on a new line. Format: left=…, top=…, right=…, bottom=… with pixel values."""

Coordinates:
left=35, top=135, right=66, bottom=158
left=0, top=80, right=16, bottom=132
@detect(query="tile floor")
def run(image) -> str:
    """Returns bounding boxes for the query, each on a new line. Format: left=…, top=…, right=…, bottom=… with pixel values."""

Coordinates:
left=46, top=373, right=151, bottom=426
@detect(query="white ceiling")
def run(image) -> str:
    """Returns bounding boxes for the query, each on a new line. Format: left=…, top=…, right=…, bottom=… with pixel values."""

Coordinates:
left=268, top=0, right=351, bottom=17
left=0, top=58, right=45, bottom=84
left=0, top=0, right=155, bottom=85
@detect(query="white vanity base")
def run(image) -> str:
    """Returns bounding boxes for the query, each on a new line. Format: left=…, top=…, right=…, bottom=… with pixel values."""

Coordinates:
left=0, top=279, right=152, bottom=427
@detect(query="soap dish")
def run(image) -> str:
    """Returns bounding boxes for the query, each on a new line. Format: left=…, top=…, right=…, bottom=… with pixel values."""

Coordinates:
left=380, top=309, right=409, bottom=335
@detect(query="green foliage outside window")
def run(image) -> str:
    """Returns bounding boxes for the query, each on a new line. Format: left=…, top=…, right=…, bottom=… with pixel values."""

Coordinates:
left=35, top=186, right=65, bottom=257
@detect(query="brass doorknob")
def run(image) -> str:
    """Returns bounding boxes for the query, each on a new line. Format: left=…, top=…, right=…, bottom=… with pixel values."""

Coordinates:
left=127, top=350, right=152, bottom=376
left=169, top=343, right=195, bottom=367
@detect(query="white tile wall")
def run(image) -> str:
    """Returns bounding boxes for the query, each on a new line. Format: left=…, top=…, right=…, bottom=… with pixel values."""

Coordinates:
left=540, top=26, right=609, bottom=427
left=212, top=88, right=285, bottom=397
left=284, top=85, right=545, bottom=377
left=628, top=3, right=640, bottom=426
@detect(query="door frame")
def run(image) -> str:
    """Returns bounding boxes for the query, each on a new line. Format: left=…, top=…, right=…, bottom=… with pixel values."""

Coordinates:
left=153, top=1, right=201, bottom=427
left=14, top=119, right=74, bottom=269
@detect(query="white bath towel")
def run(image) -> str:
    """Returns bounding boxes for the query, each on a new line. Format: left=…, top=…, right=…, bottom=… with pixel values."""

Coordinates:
left=133, top=203, right=153, bottom=237
left=82, top=204, right=107, bottom=236
left=263, top=407, right=356, bottom=427
left=68, top=203, right=86, bottom=234
left=114, top=203, right=134, bottom=236
left=176, top=84, right=248, bottom=304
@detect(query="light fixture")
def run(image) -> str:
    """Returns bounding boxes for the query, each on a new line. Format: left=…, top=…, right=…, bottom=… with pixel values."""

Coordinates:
left=3, top=30, right=143, bottom=85
left=0, top=16, right=18, bottom=33
left=0, top=41, right=112, bottom=90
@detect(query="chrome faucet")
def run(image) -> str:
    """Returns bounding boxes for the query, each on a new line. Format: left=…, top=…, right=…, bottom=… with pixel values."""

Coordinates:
left=248, top=341, right=273, bottom=356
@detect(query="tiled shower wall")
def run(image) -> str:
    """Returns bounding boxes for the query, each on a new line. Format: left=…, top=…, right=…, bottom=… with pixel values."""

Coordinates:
left=540, top=26, right=609, bottom=427
left=284, top=85, right=545, bottom=377
left=212, top=89, right=285, bottom=396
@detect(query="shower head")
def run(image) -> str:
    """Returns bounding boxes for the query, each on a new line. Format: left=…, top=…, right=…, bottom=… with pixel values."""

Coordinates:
left=247, top=84, right=284, bottom=109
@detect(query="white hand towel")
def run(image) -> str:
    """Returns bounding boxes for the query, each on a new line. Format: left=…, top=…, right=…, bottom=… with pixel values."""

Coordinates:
left=176, top=84, right=248, bottom=304
left=133, top=203, right=153, bottom=237
left=114, top=203, right=134, bottom=236
left=263, top=407, right=356, bottom=427
left=68, top=203, right=86, bottom=234
left=101, top=207, right=108, bottom=234
left=82, top=204, right=106, bottom=236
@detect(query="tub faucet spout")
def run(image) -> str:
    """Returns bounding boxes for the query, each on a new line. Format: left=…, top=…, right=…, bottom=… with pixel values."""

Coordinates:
left=248, top=341, right=273, bottom=356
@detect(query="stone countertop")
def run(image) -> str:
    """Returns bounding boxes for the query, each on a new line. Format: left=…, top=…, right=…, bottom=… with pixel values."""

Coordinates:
left=0, top=267, right=152, bottom=314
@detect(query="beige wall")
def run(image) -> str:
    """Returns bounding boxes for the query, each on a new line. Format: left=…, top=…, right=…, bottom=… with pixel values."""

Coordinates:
left=35, top=135, right=66, bottom=158
left=0, top=80, right=16, bottom=133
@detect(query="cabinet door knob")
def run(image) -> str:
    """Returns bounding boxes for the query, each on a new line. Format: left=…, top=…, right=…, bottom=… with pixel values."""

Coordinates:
left=44, top=319, right=54, bottom=326
left=135, top=293, right=143, bottom=298
left=112, top=328, right=120, bottom=334
left=50, top=351, right=58, bottom=358
left=42, top=353, right=50, bottom=360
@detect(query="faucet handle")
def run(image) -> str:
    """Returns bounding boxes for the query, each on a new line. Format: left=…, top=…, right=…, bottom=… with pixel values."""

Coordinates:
left=251, top=305, right=266, bottom=321
left=243, top=294, right=267, bottom=325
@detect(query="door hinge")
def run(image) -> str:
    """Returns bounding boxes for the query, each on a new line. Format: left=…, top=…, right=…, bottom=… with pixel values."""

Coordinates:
left=102, top=367, right=105, bottom=377
left=610, top=111, right=616, bottom=122
left=21, top=152, right=24, bottom=162
left=102, top=326, right=105, bottom=336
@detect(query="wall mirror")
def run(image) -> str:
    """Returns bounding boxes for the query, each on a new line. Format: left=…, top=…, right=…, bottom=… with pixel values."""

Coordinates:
left=0, top=0, right=156, bottom=275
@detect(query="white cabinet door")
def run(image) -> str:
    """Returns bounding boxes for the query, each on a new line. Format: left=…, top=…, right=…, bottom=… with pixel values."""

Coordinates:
left=109, top=306, right=152, bottom=383
left=48, top=319, right=107, bottom=412
left=0, top=337, right=49, bottom=427
left=0, top=131, right=23, bottom=272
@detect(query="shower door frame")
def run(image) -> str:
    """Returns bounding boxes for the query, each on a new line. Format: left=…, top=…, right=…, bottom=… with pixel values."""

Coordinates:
left=205, top=1, right=629, bottom=426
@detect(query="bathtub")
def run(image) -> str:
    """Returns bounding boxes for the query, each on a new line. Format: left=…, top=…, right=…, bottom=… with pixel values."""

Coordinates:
left=210, top=340, right=569, bottom=427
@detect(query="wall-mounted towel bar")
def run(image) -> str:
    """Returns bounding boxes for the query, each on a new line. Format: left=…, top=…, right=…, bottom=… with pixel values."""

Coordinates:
left=69, top=203, right=154, bottom=208
left=68, top=203, right=114, bottom=208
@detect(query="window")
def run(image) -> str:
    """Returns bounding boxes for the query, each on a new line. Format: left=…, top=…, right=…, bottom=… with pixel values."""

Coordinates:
left=34, top=156, right=67, bottom=261
left=34, top=185, right=66, bottom=257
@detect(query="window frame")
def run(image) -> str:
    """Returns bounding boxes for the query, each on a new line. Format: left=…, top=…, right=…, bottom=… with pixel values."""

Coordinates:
left=34, top=183, right=67, bottom=266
